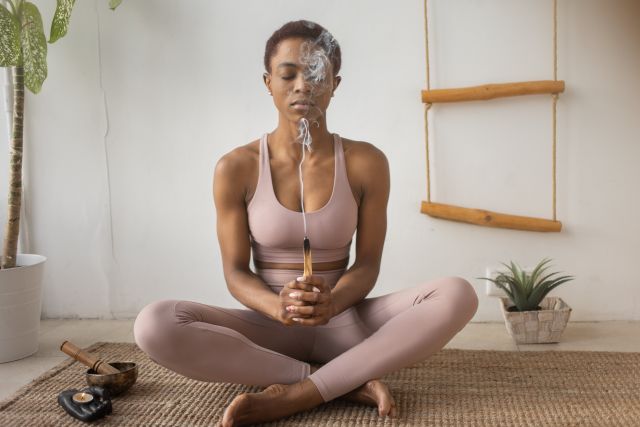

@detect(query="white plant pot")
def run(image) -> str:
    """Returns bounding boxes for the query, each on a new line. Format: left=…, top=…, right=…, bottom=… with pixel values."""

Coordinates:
left=0, top=254, right=46, bottom=363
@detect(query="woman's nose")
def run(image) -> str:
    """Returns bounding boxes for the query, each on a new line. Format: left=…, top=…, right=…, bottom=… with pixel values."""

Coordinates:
left=294, top=74, right=311, bottom=93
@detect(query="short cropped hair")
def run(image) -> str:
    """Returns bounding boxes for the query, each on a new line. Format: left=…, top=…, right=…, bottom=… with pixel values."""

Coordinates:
left=264, top=20, right=342, bottom=75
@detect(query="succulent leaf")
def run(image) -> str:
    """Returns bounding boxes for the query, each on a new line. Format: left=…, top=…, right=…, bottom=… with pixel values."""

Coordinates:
left=528, top=258, right=552, bottom=289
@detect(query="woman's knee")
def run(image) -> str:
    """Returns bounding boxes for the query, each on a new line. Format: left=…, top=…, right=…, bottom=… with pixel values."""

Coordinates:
left=440, top=276, right=479, bottom=319
left=133, top=299, right=180, bottom=356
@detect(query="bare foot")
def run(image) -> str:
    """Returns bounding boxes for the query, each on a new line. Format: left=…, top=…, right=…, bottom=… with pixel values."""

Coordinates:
left=341, top=379, right=398, bottom=417
left=309, top=363, right=398, bottom=418
left=219, top=380, right=324, bottom=427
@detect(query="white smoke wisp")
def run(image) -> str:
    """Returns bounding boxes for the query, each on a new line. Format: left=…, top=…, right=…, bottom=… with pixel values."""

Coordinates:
left=295, top=28, right=338, bottom=149
left=299, top=30, right=338, bottom=122
left=297, top=117, right=310, bottom=235
left=294, top=27, right=339, bottom=237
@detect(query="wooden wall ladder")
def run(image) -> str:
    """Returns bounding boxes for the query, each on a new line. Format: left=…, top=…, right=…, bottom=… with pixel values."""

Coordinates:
left=421, top=0, right=564, bottom=232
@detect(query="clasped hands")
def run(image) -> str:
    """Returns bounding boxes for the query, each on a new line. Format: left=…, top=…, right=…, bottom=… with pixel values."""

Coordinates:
left=277, top=275, right=335, bottom=326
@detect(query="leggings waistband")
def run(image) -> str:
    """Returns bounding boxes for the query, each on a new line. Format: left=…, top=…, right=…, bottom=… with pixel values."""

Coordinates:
left=255, top=268, right=346, bottom=293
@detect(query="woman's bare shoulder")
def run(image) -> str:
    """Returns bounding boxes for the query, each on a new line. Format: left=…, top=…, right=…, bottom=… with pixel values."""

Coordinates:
left=340, top=137, right=389, bottom=203
left=215, top=139, right=260, bottom=178
left=341, top=137, right=389, bottom=169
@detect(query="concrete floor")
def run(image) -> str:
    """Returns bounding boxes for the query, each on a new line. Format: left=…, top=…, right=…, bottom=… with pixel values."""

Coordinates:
left=1, top=320, right=639, bottom=401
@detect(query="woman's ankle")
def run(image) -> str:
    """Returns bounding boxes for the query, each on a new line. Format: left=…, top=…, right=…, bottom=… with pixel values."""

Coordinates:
left=298, top=378, right=325, bottom=406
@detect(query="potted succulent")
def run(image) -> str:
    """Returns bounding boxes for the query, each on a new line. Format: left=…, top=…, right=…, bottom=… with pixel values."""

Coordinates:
left=478, top=258, right=575, bottom=344
left=0, top=0, right=122, bottom=362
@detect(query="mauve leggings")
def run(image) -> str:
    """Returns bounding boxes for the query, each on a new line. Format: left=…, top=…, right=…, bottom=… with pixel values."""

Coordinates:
left=133, top=269, right=479, bottom=402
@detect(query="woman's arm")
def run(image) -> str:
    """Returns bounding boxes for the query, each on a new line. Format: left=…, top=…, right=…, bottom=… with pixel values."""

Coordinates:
left=330, top=143, right=390, bottom=317
left=213, top=149, right=281, bottom=320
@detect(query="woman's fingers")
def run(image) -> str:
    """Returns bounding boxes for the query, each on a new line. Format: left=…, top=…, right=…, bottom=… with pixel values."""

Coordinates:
left=278, top=279, right=324, bottom=326
left=289, top=317, right=318, bottom=326
left=313, top=278, right=331, bottom=294
left=281, top=275, right=331, bottom=306
left=286, top=304, right=315, bottom=315
left=296, top=275, right=331, bottom=294
left=285, top=276, right=329, bottom=292
left=286, top=280, right=315, bottom=292
left=288, top=289, right=329, bottom=304
left=295, top=275, right=326, bottom=287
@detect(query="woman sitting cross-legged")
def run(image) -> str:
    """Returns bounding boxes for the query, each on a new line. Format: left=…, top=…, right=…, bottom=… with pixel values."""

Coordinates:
left=134, top=19, right=479, bottom=427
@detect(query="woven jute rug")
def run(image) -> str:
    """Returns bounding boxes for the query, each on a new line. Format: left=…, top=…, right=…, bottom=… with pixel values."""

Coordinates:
left=1, top=342, right=639, bottom=426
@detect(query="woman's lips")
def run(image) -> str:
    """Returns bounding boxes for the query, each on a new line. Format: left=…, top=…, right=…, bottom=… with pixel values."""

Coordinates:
left=291, top=102, right=312, bottom=112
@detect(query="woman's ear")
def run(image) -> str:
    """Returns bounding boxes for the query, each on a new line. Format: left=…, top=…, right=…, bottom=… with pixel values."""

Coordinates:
left=263, top=73, right=272, bottom=94
left=332, top=75, right=342, bottom=96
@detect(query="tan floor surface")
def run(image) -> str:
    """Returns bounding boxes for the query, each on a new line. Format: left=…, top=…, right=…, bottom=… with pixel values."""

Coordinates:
left=1, top=319, right=639, bottom=401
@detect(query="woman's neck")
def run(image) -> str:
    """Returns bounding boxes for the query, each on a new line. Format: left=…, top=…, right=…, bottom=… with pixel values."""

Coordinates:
left=269, top=116, right=333, bottom=161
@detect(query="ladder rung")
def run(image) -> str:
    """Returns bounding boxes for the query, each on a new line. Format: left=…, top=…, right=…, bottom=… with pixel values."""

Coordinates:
left=421, top=201, right=562, bottom=232
left=422, top=80, right=565, bottom=103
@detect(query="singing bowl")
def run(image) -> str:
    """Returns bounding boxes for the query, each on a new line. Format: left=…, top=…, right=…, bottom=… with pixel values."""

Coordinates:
left=85, top=362, right=138, bottom=396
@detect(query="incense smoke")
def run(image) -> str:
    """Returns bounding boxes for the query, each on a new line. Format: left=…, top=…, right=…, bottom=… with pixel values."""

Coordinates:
left=294, top=28, right=339, bottom=236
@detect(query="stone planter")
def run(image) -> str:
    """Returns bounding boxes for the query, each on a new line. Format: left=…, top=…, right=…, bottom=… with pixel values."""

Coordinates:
left=500, top=296, right=571, bottom=344
left=0, top=254, right=47, bottom=362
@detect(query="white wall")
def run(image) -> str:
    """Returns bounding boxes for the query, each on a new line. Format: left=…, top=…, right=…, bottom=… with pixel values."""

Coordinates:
left=0, top=0, right=638, bottom=320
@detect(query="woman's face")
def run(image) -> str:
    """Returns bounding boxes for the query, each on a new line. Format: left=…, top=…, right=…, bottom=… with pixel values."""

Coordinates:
left=264, top=37, right=341, bottom=123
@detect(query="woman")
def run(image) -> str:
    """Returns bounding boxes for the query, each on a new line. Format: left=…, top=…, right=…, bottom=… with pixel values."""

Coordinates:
left=134, top=20, right=479, bottom=427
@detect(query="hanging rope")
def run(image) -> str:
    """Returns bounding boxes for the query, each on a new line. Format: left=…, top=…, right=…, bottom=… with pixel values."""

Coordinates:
left=553, top=0, right=558, bottom=82
left=552, top=0, right=558, bottom=221
left=423, top=0, right=432, bottom=203
left=424, top=0, right=431, bottom=90
left=422, top=0, right=560, bottom=220
left=552, top=93, right=558, bottom=220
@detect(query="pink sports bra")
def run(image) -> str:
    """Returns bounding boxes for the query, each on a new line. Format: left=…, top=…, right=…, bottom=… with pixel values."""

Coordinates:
left=247, top=133, right=358, bottom=264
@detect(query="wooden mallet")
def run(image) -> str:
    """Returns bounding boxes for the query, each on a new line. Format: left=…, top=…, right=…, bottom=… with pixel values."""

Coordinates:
left=60, top=340, right=120, bottom=375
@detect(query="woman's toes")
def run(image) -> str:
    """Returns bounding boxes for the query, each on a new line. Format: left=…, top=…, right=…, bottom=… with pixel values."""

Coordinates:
left=378, top=404, right=387, bottom=416
left=221, top=393, right=249, bottom=426
left=378, top=396, right=392, bottom=416
left=376, top=383, right=398, bottom=417
left=389, top=402, right=398, bottom=418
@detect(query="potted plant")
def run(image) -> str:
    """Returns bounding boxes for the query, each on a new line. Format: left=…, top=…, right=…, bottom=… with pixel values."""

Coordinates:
left=0, top=0, right=122, bottom=362
left=477, top=258, right=575, bottom=344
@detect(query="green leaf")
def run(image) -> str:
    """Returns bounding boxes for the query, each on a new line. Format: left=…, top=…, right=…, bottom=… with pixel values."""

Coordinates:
left=529, top=258, right=553, bottom=289
left=508, top=276, right=529, bottom=309
left=49, top=0, right=76, bottom=44
left=109, top=0, right=123, bottom=10
left=528, top=275, right=575, bottom=306
left=494, top=276, right=516, bottom=302
left=0, top=3, right=21, bottom=66
left=511, top=261, right=525, bottom=287
left=20, top=2, right=47, bottom=93
left=523, top=270, right=533, bottom=296
left=534, top=270, right=562, bottom=288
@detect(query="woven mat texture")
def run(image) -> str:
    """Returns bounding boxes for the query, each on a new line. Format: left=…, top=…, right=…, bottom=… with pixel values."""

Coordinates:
left=1, top=342, right=639, bottom=426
